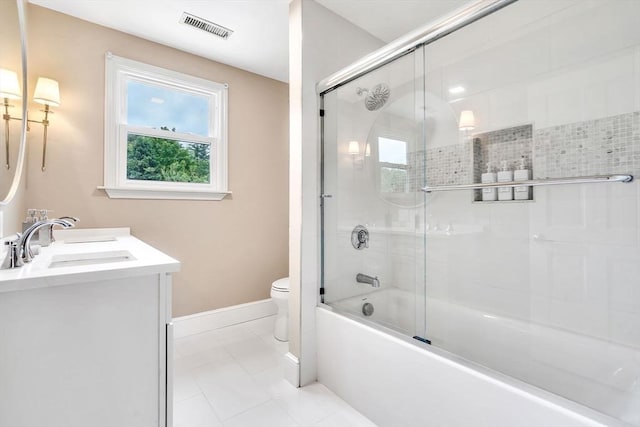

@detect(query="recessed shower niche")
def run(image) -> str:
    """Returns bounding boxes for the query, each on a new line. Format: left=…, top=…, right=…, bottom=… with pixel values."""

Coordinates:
left=472, top=124, right=534, bottom=202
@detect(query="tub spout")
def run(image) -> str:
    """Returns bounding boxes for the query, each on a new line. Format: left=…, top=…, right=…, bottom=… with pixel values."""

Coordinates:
left=356, top=273, right=380, bottom=288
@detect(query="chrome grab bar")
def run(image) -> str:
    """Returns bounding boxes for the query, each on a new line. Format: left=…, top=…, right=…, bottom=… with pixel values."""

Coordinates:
left=422, top=174, right=633, bottom=193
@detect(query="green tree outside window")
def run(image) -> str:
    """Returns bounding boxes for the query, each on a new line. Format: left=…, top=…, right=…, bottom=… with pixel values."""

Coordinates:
left=127, top=128, right=210, bottom=183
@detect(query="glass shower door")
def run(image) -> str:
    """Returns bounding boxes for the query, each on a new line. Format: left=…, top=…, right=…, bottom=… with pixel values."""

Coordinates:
left=419, top=0, right=640, bottom=424
left=321, top=49, right=427, bottom=339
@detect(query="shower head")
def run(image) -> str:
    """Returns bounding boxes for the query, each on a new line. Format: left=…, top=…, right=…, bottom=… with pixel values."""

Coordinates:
left=356, top=83, right=390, bottom=111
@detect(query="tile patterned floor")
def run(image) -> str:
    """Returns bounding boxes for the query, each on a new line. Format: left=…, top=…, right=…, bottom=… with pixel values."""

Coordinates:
left=173, top=315, right=377, bottom=427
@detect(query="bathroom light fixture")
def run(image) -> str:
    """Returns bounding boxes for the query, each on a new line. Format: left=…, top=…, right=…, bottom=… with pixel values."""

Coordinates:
left=348, top=140, right=364, bottom=168
left=458, top=110, right=475, bottom=131
left=0, top=68, right=22, bottom=169
left=448, top=85, right=466, bottom=95
left=29, top=77, right=60, bottom=171
left=348, top=140, right=360, bottom=156
left=365, top=142, right=371, bottom=157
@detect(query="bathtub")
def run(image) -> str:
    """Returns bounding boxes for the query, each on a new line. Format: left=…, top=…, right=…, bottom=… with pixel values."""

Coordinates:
left=318, top=288, right=639, bottom=427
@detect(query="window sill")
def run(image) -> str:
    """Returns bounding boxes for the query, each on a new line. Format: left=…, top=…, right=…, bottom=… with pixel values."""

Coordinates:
left=98, top=186, right=231, bottom=201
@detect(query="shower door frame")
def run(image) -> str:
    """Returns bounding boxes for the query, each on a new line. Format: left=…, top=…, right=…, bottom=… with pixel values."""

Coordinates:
left=316, top=0, right=518, bottom=97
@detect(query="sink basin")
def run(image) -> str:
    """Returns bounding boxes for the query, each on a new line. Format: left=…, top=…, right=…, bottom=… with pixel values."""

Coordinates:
left=48, top=250, right=136, bottom=268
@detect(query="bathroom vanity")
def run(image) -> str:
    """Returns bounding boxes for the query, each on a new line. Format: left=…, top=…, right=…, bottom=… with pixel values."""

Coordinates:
left=0, top=228, right=179, bottom=427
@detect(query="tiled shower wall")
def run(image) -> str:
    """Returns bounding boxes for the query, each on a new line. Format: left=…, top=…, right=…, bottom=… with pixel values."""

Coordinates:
left=420, top=111, right=640, bottom=189
left=419, top=144, right=472, bottom=187
left=473, top=124, right=533, bottom=182
left=419, top=110, right=640, bottom=347
left=534, top=111, right=640, bottom=178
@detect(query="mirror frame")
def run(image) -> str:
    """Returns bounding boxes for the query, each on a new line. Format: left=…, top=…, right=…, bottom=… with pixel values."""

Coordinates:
left=0, top=0, right=27, bottom=207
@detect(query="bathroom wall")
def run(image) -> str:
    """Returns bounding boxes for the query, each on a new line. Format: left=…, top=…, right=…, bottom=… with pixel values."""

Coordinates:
left=289, top=0, right=383, bottom=384
left=24, top=5, right=289, bottom=317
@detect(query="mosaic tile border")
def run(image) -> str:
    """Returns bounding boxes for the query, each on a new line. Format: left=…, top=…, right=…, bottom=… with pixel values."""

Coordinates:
left=405, top=111, right=640, bottom=196
left=533, top=111, right=640, bottom=179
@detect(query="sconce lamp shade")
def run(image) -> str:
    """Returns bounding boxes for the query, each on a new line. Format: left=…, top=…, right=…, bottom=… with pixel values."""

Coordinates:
left=365, top=143, right=371, bottom=157
left=459, top=110, right=475, bottom=131
left=0, top=68, right=21, bottom=100
left=348, top=140, right=360, bottom=155
left=33, top=77, right=60, bottom=107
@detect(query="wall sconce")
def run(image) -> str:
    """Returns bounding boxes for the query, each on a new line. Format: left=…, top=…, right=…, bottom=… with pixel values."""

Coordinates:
left=0, top=68, right=22, bottom=169
left=459, top=110, right=475, bottom=143
left=365, top=142, right=371, bottom=157
left=28, top=77, right=60, bottom=171
left=348, top=140, right=363, bottom=168
left=348, top=140, right=360, bottom=156
left=458, top=110, right=475, bottom=131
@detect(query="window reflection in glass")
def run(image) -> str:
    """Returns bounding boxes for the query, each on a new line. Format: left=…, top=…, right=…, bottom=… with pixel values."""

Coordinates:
left=379, top=137, right=408, bottom=193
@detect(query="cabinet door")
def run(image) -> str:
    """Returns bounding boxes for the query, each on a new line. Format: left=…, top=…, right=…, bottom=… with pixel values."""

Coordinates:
left=0, top=276, right=161, bottom=427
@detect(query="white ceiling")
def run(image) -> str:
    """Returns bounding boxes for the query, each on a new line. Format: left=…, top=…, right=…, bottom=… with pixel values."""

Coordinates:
left=28, top=0, right=471, bottom=83
left=28, top=0, right=291, bottom=82
left=316, top=0, right=470, bottom=43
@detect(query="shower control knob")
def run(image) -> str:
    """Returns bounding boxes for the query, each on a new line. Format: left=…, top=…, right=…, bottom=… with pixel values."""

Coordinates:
left=358, top=230, right=369, bottom=248
left=351, top=225, right=370, bottom=250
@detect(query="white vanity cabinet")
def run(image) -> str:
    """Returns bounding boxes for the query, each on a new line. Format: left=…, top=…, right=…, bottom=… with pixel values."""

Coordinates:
left=0, top=229, right=179, bottom=427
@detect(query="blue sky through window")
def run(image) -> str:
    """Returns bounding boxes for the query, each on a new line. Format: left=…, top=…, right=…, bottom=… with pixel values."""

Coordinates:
left=378, top=137, right=407, bottom=164
left=127, top=79, right=210, bottom=137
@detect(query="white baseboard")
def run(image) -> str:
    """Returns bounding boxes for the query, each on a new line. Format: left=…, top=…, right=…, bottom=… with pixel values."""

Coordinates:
left=283, top=352, right=300, bottom=388
left=173, top=298, right=277, bottom=339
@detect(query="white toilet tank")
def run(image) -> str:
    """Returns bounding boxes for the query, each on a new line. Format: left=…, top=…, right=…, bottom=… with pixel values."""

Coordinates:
left=271, top=277, right=289, bottom=341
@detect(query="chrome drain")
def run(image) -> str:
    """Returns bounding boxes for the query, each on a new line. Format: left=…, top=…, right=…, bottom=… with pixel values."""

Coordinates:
left=362, top=302, right=374, bottom=316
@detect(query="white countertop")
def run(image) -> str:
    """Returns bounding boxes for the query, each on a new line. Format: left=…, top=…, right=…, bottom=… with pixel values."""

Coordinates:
left=0, top=228, right=180, bottom=293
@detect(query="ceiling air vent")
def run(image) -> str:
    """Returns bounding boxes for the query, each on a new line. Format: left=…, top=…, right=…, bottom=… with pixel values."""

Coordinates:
left=180, top=12, right=233, bottom=40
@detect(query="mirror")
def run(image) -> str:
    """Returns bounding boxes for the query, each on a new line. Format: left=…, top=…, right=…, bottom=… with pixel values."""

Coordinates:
left=0, top=0, right=28, bottom=208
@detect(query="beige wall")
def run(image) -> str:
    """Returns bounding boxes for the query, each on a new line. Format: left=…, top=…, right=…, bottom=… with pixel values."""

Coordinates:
left=24, top=5, right=289, bottom=317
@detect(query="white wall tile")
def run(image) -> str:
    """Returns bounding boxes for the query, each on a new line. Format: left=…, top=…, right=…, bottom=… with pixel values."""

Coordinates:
left=608, top=258, right=640, bottom=314
left=609, top=311, right=640, bottom=348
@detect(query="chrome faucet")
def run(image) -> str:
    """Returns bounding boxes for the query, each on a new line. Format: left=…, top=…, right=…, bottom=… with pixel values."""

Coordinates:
left=1, top=218, right=76, bottom=269
left=356, top=273, right=380, bottom=288
left=39, top=216, right=79, bottom=246
left=22, top=219, right=76, bottom=262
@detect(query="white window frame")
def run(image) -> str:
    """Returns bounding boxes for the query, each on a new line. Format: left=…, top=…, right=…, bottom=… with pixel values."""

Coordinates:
left=102, top=52, right=230, bottom=200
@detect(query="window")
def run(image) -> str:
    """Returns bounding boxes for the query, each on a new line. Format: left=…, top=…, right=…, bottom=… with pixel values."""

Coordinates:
left=103, top=53, right=229, bottom=200
left=378, top=136, right=408, bottom=193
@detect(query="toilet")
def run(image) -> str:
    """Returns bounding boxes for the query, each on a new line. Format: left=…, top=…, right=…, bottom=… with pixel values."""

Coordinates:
left=270, top=277, right=289, bottom=342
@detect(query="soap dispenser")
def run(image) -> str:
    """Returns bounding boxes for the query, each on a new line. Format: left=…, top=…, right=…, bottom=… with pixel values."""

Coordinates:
left=38, top=209, right=52, bottom=247
left=480, top=163, right=497, bottom=201
left=514, top=156, right=531, bottom=200
left=497, top=160, right=513, bottom=201
left=22, top=209, right=38, bottom=232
